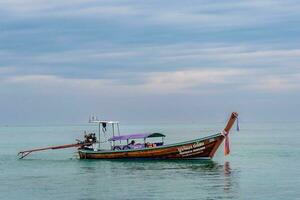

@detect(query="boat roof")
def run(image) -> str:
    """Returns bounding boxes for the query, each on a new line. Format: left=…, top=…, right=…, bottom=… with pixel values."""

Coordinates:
left=108, top=133, right=165, bottom=141
left=89, top=120, right=119, bottom=124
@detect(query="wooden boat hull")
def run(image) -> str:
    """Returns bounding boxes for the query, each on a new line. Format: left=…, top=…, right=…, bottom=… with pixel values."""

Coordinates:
left=78, top=133, right=225, bottom=160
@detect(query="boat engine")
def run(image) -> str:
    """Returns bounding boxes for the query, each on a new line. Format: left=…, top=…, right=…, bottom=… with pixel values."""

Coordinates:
left=84, top=133, right=97, bottom=144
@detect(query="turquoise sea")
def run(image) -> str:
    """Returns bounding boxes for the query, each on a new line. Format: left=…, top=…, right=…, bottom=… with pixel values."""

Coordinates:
left=0, top=122, right=300, bottom=200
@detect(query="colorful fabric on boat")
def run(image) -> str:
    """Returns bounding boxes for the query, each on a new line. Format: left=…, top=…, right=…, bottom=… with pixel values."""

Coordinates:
left=224, top=134, right=230, bottom=156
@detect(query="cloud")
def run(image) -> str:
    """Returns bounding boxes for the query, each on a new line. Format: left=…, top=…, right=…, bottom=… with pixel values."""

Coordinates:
left=1, top=42, right=300, bottom=95
left=1, top=0, right=300, bottom=123
left=2, top=0, right=300, bottom=29
left=142, top=68, right=246, bottom=93
left=0, top=66, right=15, bottom=74
left=0, top=68, right=248, bottom=95
left=2, top=74, right=115, bottom=93
left=0, top=1, right=139, bottom=19
left=2, top=42, right=300, bottom=75
left=156, top=44, right=300, bottom=66
left=2, top=64, right=299, bottom=97
left=0, top=67, right=17, bottom=79
left=247, top=74, right=300, bottom=92
left=142, top=0, right=300, bottom=30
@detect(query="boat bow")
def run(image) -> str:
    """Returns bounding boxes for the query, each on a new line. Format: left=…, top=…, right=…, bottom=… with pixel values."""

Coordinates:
left=222, top=112, right=239, bottom=156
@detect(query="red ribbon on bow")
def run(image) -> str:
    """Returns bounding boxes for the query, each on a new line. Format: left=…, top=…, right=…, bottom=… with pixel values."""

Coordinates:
left=223, top=131, right=230, bottom=156
left=222, top=112, right=239, bottom=156
left=224, top=134, right=230, bottom=156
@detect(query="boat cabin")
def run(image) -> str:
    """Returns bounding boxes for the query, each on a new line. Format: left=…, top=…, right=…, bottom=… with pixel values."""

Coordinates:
left=89, top=119, right=165, bottom=151
left=108, top=133, right=165, bottom=150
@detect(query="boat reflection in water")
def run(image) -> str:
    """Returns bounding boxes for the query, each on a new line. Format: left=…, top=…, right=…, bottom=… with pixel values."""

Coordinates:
left=76, top=159, right=240, bottom=199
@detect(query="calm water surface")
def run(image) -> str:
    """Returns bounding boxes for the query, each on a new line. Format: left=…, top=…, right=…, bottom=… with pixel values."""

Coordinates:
left=0, top=122, right=300, bottom=200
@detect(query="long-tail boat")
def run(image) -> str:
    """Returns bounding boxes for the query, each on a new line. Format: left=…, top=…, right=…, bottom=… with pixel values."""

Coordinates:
left=18, top=112, right=238, bottom=160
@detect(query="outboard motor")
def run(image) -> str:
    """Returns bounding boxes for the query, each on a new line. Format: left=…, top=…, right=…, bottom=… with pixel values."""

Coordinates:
left=84, top=133, right=97, bottom=144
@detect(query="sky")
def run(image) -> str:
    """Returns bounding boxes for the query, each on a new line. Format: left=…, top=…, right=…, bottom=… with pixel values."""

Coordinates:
left=0, top=0, right=300, bottom=124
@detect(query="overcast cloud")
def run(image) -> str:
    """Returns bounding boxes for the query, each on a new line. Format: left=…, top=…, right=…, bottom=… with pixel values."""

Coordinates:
left=0, top=0, right=300, bottom=124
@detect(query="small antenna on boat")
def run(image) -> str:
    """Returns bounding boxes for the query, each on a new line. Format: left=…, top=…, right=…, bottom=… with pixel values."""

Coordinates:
left=89, top=114, right=100, bottom=123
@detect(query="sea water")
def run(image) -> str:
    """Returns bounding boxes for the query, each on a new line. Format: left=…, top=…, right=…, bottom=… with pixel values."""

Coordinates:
left=0, top=122, right=299, bottom=200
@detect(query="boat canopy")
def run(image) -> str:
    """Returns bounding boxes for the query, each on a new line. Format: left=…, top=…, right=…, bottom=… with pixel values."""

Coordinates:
left=108, top=133, right=165, bottom=141
left=90, top=120, right=119, bottom=124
